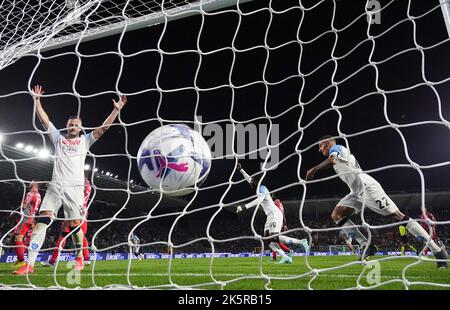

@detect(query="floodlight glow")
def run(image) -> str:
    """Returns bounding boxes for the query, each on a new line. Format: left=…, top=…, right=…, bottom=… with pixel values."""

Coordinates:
left=38, top=149, right=50, bottom=158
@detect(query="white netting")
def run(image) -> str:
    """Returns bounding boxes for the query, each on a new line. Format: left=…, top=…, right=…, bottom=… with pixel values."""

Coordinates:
left=329, top=244, right=360, bottom=255
left=0, top=0, right=450, bottom=290
left=0, top=0, right=228, bottom=69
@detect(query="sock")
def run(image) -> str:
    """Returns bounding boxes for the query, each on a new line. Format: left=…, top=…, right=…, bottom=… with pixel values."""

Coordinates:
left=27, top=222, right=49, bottom=267
left=15, top=240, right=25, bottom=262
left=278, top=235, right=305, bottom=247
left=400, top=246, right=405, bottom=255
left=278, top=242, right=290, bottom=252
left=71, top=227, right=85, bottom=258
left=82, top=236, right=89, bottom=261
left=405, top=218, right=441, bottom=253
left=269, top=242, right=287, bottom=258
left=50, top=235, right=67, bottom=264
left=339, top=218, right=368, bottom=247
left=272, top=251, right=276, bottom=259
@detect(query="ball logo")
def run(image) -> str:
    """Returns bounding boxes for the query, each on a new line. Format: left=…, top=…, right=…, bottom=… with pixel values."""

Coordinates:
left=154, top=149, right=188, bottom=178
left=137, top=124, right=211, bottom=196
left=138, top=145, right=188, bottom=180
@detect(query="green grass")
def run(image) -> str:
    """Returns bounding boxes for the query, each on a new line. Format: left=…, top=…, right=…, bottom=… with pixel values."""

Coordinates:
left=1, top=255, right=449, bottom=289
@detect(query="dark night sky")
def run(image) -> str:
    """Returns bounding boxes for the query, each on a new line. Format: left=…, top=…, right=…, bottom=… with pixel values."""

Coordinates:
left=0, top=0, right=449, bottom=208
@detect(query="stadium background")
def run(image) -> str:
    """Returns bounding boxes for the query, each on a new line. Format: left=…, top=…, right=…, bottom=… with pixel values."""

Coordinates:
left=1, top=144, right=449, bottom=259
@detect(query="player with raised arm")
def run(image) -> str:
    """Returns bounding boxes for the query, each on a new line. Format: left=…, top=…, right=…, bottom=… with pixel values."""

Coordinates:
left=131, top=234, right=144, bottom=261
left=305, top=135, right=448, bottom=267
left=235, top=163, right=309, bottom=264
left=41, top=178, right=92, bottom=267
left=11, top=182, right=41, bottom=269
left=14, top=84, right=126, bottom=274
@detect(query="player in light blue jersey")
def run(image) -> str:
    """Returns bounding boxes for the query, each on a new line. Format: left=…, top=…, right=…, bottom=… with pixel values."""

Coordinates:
left=235, top=163, right=309, bottom=264
left=306, top=135, right=447, bottom=268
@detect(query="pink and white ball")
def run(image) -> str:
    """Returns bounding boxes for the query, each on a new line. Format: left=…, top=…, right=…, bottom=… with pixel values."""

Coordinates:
left=137, top=124, right=212, bottom=196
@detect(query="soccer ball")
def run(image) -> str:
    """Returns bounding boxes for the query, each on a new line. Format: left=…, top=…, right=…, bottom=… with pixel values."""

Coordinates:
left=137, top=124, right=212, bottom=196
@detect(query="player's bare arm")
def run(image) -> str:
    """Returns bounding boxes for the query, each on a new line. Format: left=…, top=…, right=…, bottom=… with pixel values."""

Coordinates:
left=33, top=85, right=50, bottom=130
left=92, top=95, right=127, bottom=140
left=236, top=162, right=253, bottom=184
left=283, top=214, right=288, bottom=231
left=306, top=156, right=337, bottom=180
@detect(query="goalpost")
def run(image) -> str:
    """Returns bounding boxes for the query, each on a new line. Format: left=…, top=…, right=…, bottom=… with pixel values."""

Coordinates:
left=0, top=0, right=450, bottom=290
left=440, top=0, right=450, bottom=37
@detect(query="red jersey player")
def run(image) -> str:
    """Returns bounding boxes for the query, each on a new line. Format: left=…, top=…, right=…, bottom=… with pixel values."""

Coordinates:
left=41, top=179, right=92, bottom=267
left=420, top=208, right=441, bottom=256
left=11, top=182, right=41, bottom=268
left=270, top=196, right=292, bottom=261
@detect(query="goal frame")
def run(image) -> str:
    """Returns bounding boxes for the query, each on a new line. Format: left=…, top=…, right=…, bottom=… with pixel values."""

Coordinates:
left=39, top=0, right=255, bottom=53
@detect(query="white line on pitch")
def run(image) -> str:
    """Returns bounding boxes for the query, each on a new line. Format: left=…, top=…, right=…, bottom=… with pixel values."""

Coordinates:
left=14, top=273, right=448, bottom=280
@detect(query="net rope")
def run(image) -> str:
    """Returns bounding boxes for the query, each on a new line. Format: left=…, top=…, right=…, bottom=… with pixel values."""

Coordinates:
left=0, top=0, right=449, bottom=289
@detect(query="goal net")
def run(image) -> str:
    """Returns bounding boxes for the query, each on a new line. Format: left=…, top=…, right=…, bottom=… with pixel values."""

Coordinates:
left=0, top=0, right=449, bottom=290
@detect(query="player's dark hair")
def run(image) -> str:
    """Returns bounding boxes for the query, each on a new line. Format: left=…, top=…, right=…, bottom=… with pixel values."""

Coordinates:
left=68, top=115, right=82, bottom=123
left=319, top=135, right=335, bottom=143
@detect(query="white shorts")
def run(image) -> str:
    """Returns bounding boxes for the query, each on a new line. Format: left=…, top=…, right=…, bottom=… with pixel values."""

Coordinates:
left=264, top=209, right=283, bottom=234
left=338, top=181, right=398, bottom=216
left=39, top=184, right=84, bottom=220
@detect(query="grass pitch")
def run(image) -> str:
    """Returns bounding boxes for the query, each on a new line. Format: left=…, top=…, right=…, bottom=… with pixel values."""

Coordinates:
left=1, top=255, right=449, bottom=289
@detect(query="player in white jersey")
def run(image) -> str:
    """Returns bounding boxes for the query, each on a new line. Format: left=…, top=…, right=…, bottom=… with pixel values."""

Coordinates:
left=235, top=163, right=309, bottom=264
left=131, top=234, right=144, bottom=261
left=14, top=85, right=127, bottom=275
left=306, top=135, right=448, bottom=268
